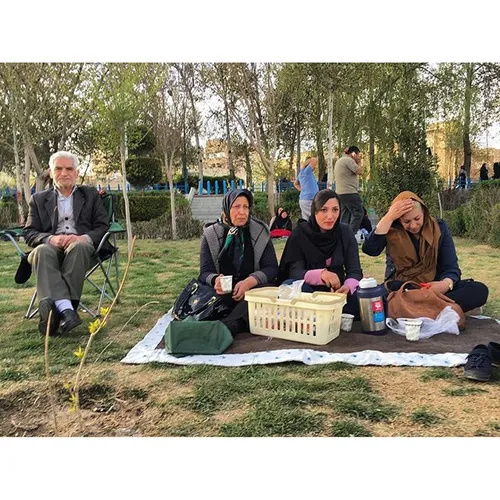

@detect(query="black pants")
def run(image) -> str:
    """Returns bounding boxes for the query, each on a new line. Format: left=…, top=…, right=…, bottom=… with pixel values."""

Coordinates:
left=386, top=279, right=489, bottom=313
left=338, top=193, right=364, bottom=233
left=220, top=298, right=250, bottom=335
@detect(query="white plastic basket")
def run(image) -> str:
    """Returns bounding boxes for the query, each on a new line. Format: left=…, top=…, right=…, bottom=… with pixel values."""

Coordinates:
left=245, top=287, right=346, bottom=345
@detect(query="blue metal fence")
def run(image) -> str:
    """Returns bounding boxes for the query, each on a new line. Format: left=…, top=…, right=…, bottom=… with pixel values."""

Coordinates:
left=2, top=180, right=325, bottom=198
left=4, top=178, right=483, bottom=199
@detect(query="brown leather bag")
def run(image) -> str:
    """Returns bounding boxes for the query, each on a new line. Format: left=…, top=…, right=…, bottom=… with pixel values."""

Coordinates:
left=387, top=281, right=466, bottom=330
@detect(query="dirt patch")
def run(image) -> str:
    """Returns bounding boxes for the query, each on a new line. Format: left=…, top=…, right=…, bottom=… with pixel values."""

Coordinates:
left=361, top=366, right=500, bottom=436
left=0, top=387, right=53, bottom=436
left=1, top=363, right=500, bottom=437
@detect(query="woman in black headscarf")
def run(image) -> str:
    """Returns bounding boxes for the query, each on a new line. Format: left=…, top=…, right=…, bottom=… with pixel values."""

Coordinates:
left=279, top=189, right=363, bottom=317
left=199, top=189, right=279, bottom=333
left=479, top=163, right=489, bottom=182
left=269, top=206, right=293, bottom=238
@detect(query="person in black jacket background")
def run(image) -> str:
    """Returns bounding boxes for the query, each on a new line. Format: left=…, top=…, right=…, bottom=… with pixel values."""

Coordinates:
left=269, top=206, right=292, bottom=238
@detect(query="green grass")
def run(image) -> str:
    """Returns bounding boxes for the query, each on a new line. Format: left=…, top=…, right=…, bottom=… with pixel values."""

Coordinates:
left=420, top=367, right=456, bottom=382
left=1, top=236, right=499, bottom=437
left=219, top=406, right=326, bottom=437
left=332, top=392, right=398, bottom=422
left=0, top=368, right=30, bottom=382
left=330, top=420, right=373, bottom=437
left=442, top=387, right=488, bottom=397
left=410, top=408, right=443, bottom=427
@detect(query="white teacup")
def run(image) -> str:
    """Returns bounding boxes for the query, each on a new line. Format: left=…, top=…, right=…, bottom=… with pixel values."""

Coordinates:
left=220, top=275, right=233, bottom=294
left=341, top=313, right=354, bottom=332
left=403, top=319, right=423, bottom=341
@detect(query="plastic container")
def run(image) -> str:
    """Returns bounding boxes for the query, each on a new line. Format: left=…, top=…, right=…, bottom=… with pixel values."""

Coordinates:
left=220, top=275, right=233, bottom=293
left=402, top=318, right=423, bottom=341
left=245, top=287, right=346, bottom=345
left=357, top=277, right=387, bottom=335
left=341, top=313, right=354, bottom=332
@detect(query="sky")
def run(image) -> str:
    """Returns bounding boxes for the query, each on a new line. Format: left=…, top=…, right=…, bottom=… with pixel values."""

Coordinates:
left=478, top=124, right=500, bottom=150
left=2, top=3, right=500, bottom=147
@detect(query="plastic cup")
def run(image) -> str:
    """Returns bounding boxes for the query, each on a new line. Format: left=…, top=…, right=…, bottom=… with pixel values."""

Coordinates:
left=220, top=275, right=233, bottom=294
left=341, top=313, right=354, bottom=332
left=404, top=319, right=422, bottom=341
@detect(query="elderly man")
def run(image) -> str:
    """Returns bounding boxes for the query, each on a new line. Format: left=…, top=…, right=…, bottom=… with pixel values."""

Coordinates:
left=24, top=151, right=109, bottom=335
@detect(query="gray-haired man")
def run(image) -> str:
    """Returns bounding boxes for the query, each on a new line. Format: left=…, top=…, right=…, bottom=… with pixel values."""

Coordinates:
left=24, top=151, right=109, bottom=335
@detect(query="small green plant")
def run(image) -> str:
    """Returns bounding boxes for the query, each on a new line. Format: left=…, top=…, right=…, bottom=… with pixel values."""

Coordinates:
left=488, top=422, right=500, bottom=431
left=332, top=392, right=398, bottom=422
left=302, top=362, right=355, bottom=375
left=123, top=387, right=149, bottom=401
left=219, top=405, right=325, bottom=437
left=443, top=387, right=488, bottom=397
left=126, top=156, right=163, bottom=190
left=410, top=408, right=442, bottom=427
left=0, top=368, right=29, bottom=382
left=420, top=367, right=456, bottom=382
left=489, top=203, right=500, bottom=248
left=252, top=191, right=269, bottom=221
left=442, top=206, right=467, bottom=237
left=330, top=420, right=372, bottom=437
left=330, top=376, right=374, bottom=393
left=463, top=179, right=500, bottom=243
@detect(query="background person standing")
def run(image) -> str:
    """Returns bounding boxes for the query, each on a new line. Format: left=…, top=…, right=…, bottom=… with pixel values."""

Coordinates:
left=334, top=146, right=364, bottom=234
left=479, top=163, right=489, bottom=181
left=293, top=156, right=319, bottom=220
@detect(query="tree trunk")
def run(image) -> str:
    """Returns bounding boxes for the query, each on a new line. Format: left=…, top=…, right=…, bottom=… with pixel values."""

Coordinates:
left=79, top=153, right=92, bottom=185
left=315, top=125, right=326, bottom=182
left=182, top=120, right=189, bottom=186
left=35, top=174, right=46, bottom=192
left=120, top=127, right=133, bottom=256
left=327, top=90, right=334, bottom=189
left=165, top=152, right=177, bottom=240
left=288, top=134, right=295, bottom=181
left=22, top=131, right=43, bottom=177
left=369, top=134, right=375, bottom=174
left=314, top=93, right=326, bottom=181
left=295, top=111, right=301, bottom=177
left=463, top=63, right=474, bottom=176
left=223, top=98, right=235, bottom=181
left=267, top=170, right=275, bottom=219
left=243, top=141, right=252, bottom=188
left=182, top=68, right=204, bottom=183
left=23, top=147, right=31, bottom=200
left=368, top=87, right=376, bottom=175
left=12, top=121, right=25, bottom=225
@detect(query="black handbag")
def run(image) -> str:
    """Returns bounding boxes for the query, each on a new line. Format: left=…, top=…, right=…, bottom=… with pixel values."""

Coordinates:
left=173, top=279, right=230, bottom=321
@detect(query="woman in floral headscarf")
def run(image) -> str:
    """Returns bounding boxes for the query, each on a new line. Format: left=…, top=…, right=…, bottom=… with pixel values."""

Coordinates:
left=198, top=189, right=278, bottom=334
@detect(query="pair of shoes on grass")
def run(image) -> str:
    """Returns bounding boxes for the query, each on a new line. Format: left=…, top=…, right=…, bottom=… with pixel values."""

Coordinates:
left=463, top=342, right=500, bottom=382
left=38, top=297, right=82, bottom=336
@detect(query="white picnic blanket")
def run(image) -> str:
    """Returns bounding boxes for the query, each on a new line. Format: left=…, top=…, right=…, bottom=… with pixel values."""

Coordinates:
left=121, top=309, right=499, bottom=367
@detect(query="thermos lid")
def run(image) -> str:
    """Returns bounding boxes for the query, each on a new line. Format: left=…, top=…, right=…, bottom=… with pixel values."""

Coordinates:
left=359, top=277, right=378, bottom=289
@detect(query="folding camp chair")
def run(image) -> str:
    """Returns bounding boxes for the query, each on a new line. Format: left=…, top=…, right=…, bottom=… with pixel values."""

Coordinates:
left=1, top=192, right=126, bottom=319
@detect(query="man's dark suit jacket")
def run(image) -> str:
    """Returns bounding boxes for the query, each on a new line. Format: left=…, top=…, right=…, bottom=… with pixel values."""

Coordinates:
left=24, top=186, right=110, bottom=249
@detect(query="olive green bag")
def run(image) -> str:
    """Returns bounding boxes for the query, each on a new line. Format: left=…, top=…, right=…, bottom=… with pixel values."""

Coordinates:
left=165, top=317, right=233, bottom=357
